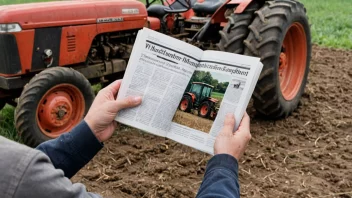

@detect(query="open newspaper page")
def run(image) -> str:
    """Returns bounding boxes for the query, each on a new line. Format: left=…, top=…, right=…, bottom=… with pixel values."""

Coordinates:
left=167, top=50, right=262, bottom=154
left=115, top=28, right=203, bottom=137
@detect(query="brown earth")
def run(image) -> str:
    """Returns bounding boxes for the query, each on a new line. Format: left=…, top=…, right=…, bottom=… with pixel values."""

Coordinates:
left=72, top=46, right=352, bottom=198
left=172, top=110, right=213, bottom=133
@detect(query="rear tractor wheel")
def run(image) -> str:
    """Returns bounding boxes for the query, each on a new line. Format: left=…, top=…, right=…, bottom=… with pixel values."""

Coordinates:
left=179, top=95, right=192, bottom=112
left=15, top=67, right=95, bottom=147
left=198, top=101, right=212, bottom=118
left=244, top=0, right=311, bottom=119
left=218, top=2, right=259, bottom=54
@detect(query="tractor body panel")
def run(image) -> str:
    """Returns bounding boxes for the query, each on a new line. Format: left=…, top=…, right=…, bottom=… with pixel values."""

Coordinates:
left=0, top=0, right=147, bottom=80
left=0, top=1, right=147, bottom=29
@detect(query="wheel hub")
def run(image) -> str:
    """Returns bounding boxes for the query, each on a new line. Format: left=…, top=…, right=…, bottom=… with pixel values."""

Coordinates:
left=36, top=84, right=85, bottom=138
left=40, top=93, right=73, bottom=128
left=201, top=105, right=208, bottom=115
left=180, top=99, right=188, bottom=111
left=57, top=108, right=66, bottom=120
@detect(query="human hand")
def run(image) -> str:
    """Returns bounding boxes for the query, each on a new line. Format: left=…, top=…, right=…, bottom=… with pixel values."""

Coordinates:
left=214, top=112, right=251, bottom=160
left=84, top=80, right=142, bottom=142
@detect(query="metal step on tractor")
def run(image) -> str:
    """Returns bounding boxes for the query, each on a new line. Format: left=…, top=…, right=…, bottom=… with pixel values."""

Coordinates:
left=0, top=0, right=311, bottom=147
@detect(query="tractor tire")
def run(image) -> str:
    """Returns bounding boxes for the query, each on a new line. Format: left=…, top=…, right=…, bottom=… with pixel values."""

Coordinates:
left=244, top=0, right=311, bottom=119
left=15, top=67, right=95, bottom=147
left=179, top=95, right=192, bottom=112
left=198, top=101, right=212, bottom=118
left=0, top=100, right=6, bottom=111
left=218, top=2, right=259, bottom=54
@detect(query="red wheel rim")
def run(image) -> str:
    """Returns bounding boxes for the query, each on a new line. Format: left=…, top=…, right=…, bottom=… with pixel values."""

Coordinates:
left=279, top=22, right=307, bottom=101
left=200, top=105, right=208, bottom=116
left=180, top=98, right=188, bottom=111
left=36, top=84, right=85, bottom=138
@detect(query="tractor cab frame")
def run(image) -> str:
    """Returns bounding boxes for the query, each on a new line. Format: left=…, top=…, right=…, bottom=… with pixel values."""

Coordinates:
left=188, top=82, right=214, bottom=107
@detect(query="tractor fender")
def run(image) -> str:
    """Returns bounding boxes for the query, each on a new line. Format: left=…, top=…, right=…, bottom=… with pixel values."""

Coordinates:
left=227, top=0, right=254, bottom=14
left=147, top=17, right=161, bottom=30
left=208, top=0, right=253, bottom=24
left=184, top=92, right=196, bottom=102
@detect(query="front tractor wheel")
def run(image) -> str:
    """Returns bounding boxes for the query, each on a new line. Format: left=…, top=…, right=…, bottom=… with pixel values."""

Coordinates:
left=15, top=67, right=95, bottom=147
left=244, top=0, right=311, bottom=119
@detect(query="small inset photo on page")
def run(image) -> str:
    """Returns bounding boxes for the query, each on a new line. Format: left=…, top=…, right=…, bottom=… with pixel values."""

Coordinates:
left=172, top=70, right=231, bottom=133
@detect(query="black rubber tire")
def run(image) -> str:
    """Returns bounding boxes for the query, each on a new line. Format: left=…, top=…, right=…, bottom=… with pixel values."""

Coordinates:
left=198, top=101, right=212, bottom=118
left=0, top=100, right=6, bottom=111
left=243, top=0, right=311, bottom=119
left=218, top=2, right=260, bottom=54
left=15, top=67, right=95, bottom=147
left=179, top=95, right=193, bottom=112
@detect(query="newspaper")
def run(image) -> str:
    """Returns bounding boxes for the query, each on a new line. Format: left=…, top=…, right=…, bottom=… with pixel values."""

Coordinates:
left=115, top=28, right=262, bottom=154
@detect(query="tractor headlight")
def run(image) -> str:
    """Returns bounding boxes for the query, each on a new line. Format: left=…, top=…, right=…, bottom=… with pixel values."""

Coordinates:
left=0, top=23, right=22, bottom=33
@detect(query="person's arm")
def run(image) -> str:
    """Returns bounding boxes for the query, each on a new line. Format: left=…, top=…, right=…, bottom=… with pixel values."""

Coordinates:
left=36, top=80, right=142, bottom=178
left=14, top=149, right=101, bottom=198
left=36, top=121, right=103, bottom=179
left=196, top=154, right=239, bottom=198
left=197, top=113, right=251, bottom=198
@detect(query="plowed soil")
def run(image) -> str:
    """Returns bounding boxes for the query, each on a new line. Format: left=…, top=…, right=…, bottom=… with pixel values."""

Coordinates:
left=172, top=110, right=213, bottom=133
left=72, top=46, right=352, bottom=198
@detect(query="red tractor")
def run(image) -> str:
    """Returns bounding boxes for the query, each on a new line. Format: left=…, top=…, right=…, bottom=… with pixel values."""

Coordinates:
left=179, top=82, right=218, bottom=119
left=0, top=0, right=311, bottom=147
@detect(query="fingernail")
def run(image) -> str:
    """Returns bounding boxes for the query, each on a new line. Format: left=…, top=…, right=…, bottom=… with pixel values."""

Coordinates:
left=133, top=96, right=142, bottom=103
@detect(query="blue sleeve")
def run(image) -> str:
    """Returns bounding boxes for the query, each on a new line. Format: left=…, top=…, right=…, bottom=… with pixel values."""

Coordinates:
left=36, top=121, right=103, bottom=179
left=196, top=154, right=240, bottom=198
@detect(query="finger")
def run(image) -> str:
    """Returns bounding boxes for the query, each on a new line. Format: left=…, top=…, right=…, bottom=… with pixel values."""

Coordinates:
left=115, top=96, right=142, bottom=112
left=238, top=112, right=250, bottom=130
left=235, top=112, right=251, bottom=139
left=113, top=121, right=118, bottom=129
left=103, top=80, right=122, bottom=96
left=221, top=113, right=236, bottom=135
left=103, top=96, right=142, bottom=115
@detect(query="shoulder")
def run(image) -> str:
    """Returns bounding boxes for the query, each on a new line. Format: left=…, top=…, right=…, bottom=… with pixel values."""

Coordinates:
left=0, top=137, right=46, bottom=197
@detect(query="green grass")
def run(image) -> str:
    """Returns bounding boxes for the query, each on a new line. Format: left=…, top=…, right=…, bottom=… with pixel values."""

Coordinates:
left=0, top=105, right=20, bottom=142
left=300, top=0, right=352, bottom=49
left=0, top=0, right=52, bottom=4
left=211, top=92, right=224, bottom=100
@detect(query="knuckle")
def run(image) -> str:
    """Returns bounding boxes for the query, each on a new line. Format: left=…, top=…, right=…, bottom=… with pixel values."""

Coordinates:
left=127, top=97, right=134, bottom=105
left=247, top=134, right=252, bottom=140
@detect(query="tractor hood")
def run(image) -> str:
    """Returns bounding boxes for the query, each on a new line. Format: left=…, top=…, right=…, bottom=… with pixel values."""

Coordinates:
left=0, top=0, right=147, bottom=30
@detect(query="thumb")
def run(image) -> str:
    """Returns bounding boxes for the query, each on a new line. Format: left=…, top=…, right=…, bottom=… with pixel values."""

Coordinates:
left=221, top=113, right=235, bottom=135
left=115, top=96, right=142, bottom=112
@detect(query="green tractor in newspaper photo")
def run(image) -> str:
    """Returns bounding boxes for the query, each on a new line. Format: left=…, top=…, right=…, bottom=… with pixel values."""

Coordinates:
left=179, top=82, right=219, bottom=119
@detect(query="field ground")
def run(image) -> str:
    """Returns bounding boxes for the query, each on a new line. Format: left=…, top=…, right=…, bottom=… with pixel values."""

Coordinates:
left=0, top=0, right=351, bottom=197
left=172, top=110, right=213, bottom=133
left=73, top=45, right=352, bottom=197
